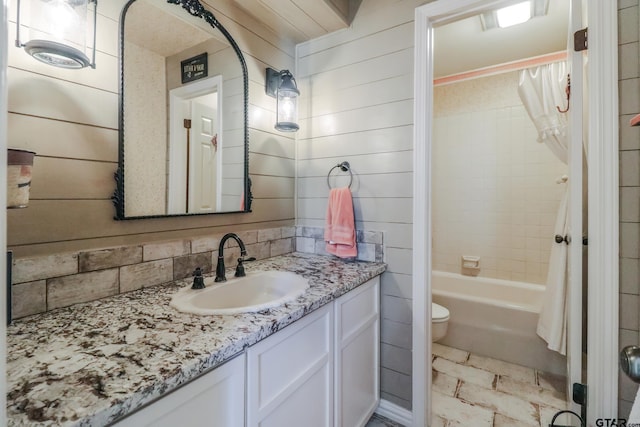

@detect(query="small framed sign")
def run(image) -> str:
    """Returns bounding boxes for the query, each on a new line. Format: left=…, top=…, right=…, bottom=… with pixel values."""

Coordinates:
left=181, top=52, right=208, bottom=84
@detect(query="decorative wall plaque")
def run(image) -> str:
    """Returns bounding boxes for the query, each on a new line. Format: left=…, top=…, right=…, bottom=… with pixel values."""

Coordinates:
left=181, top=52, right=208, bottom=84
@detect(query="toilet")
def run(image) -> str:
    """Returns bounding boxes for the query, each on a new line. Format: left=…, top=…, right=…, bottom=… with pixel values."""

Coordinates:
left=432, top=302, right=450, bottom=342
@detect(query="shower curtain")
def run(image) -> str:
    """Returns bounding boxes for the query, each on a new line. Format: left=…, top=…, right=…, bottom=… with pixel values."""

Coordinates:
left=518, top=61, right=570, bottom=355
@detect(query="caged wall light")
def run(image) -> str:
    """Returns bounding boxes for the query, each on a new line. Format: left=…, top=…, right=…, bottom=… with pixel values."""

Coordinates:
left=15, top=0, right=97, bottom=69
left=265, top=68, right=299, bottom=132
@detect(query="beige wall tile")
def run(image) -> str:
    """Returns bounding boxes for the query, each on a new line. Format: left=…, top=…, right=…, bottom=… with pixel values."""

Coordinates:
left=12, top=281, right=46, bottom=319
left=143, top=240, right=190, bottom=261
left=79, top=246, right=142, bottom=272
left=173, top=252, right=213, bottom=280
left=619, top=5, right=640, bottom=44
left=13, top=253, right=78, bottom=283
left=620, top=78, right=640, bottom=114
left=48, top=269, right=119, bottom=310
left=620, top=42, right=640, bottom=79
left=621, top=258, right=640, bottom=294
left=621, top=222, right=640, bottom=258
left=621, top=114, right=640, bottom=150
left=191, top=235, right=221, bottom=254
left=270, top=238, right=293, bottom=257
left=245, top=241, right=270, bottom=260
left=120, top=259, right=173, bottom=293
left=621, top=187, right=640, bottom=222
left=281, top=226, right=295, bottom=238
left=620, top=293, right=640, bottom=330
left=258, top=227, right=282, bottom=242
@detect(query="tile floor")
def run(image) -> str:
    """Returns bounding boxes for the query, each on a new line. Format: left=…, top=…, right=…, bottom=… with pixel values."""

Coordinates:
left=366, top=343, right=569, bottom=427
left=432, top=343, right=568, bottom=427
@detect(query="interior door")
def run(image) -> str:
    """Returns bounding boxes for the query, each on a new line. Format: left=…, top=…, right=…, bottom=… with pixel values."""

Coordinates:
left=189, top=99, right=218, bottom=213
left=566, top=0, right=586, bottom=419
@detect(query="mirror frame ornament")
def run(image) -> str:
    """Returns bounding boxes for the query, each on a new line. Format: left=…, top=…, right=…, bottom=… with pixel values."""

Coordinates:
left=113, top=0, right=252, bottom=220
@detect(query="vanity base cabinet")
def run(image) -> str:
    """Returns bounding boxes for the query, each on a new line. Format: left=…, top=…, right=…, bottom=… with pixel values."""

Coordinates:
left=334, top=276, right=380, bottom=427
left=112, top=352, right=245, bottom=427
left=246, top=304, right=333, bottom=427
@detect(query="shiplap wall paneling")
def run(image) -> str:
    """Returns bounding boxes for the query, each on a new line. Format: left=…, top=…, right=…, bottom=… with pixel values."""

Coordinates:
left=296, top=0, right=430, bottom=410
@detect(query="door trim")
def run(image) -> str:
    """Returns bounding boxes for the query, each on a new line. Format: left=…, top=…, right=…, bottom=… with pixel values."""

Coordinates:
left=412, top=1, right=619, bottom=425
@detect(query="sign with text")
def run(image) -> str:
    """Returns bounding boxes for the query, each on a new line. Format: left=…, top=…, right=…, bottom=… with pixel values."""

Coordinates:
left=181, top=53, right=208, bottom=84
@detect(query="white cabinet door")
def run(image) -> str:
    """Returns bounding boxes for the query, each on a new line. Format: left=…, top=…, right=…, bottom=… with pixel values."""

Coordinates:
left=246, top=304, right=333, bottom=427
left=113, top=352, right=245, bottom=427
left=334, top=277, right=380, bottom=427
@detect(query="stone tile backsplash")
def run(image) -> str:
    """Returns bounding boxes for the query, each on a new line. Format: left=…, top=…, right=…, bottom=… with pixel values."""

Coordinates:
left=295, top=226, right=384, bottom=263
left=10, top=225, right=384, bottom=320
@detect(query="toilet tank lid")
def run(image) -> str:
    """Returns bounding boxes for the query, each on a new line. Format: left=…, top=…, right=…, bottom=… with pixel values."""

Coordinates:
left=432, top=302, right=449, bottom=320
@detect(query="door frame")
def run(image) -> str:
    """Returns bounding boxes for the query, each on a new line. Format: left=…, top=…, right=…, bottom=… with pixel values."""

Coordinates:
left=1, top=0, right=8, bottom=420
left=412, top=1, right=619, bottom=425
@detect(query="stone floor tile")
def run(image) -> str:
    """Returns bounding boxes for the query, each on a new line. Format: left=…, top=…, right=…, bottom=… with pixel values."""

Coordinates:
left=537, top=370, right=567, bottom=395
left=539, top=404, right=573, bottom=427
left=433, top=357, right=495, bottom=389
left=430, top=415, right=447, bottom=427
left=432, top=343, right=469, bottom=363
left=467, top=353, right=536, bottom=384
left=496, top=376, right=567, bottom=409
left=432, top=390, right=494, bottom=427
left=432, top=369, right=458, bottom=397
left=457, top=382, right=539, bottom=425
left=494, top=413, right=539, bottom=427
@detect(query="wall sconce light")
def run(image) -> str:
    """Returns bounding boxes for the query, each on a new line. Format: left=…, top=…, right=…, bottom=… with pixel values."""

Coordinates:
left=15, top=0, right=97, bottom=69
left=265, top=68, right=299, bottom=132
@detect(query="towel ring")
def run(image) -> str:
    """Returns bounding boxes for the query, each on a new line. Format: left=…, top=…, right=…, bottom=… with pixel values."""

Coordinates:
left=327, top=161, right=353, bottom=189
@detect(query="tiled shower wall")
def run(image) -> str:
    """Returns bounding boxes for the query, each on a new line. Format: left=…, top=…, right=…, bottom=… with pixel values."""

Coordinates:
left=618, top=0, right=640, bottom=417
left=433, top=72, right=567, bottom=285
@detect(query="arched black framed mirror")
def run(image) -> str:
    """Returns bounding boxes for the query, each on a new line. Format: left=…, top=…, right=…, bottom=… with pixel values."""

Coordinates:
left=113, top=0, right=251, bottom=219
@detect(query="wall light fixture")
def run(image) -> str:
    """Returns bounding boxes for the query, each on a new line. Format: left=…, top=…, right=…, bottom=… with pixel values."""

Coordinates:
left=15, top=0, right=97, bottom=69
left=265, top=68, right=299, bottom=132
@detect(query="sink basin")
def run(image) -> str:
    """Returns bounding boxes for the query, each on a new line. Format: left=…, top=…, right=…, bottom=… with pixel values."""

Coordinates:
left=170, top=270, right=309, bottom=315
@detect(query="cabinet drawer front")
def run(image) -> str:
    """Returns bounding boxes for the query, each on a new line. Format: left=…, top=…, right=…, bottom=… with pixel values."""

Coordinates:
left=247, top=304, right=333, bottom=423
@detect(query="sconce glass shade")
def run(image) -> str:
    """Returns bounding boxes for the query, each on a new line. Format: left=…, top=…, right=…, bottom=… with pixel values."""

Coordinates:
left=266, top=68, right=300, bottom=132
left=15, top=0, right=97, bottom=69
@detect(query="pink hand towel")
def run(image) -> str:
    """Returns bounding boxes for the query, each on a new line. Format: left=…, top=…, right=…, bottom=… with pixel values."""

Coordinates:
left=324, top=187, right=357, bottom=258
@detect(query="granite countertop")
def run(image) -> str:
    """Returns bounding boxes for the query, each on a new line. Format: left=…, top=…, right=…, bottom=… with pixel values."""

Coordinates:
left=6, top=252, right=386, bottom=426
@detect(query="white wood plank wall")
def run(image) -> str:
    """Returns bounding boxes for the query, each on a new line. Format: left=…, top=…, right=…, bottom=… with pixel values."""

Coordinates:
left=296, top=0, right=433, bottom=410
left=6, top=0, right=297, bottom=257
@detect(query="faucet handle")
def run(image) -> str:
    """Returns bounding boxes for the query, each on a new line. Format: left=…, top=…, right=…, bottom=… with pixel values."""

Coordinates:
left=191, top=267, right=205, bottom=289
left=235, top=256, right=256, bottom=277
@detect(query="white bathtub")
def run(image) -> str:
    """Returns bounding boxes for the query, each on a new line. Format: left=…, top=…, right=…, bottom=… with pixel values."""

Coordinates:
left=432, top=270, right=566, bottom=375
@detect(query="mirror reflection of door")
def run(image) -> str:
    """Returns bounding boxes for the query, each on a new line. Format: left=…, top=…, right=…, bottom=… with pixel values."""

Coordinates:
left=167, top=75, right=223, bottom=215
left=190, top=95, right=220, bottom=213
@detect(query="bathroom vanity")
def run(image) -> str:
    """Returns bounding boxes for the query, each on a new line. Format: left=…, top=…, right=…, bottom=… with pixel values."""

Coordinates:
left=6, top=253, right=385, bottom=426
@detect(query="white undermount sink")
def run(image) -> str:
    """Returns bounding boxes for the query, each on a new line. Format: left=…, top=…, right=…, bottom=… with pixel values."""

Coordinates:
left=170, top=270, right=309, bottom=315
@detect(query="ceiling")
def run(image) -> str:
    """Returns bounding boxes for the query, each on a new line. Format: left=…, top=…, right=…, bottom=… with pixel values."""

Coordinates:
left=434, top=0, right=570, bottom=78
left=126, top=0, right=227, bottom=58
